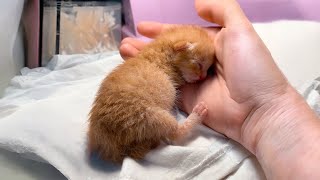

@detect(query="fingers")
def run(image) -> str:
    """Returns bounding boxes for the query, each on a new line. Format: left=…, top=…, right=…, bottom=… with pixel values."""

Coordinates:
left=121, top=37, right=147, bottom=50
left=137, top=21, right=178, bottom=38
left=119, top=44, right=139, bottom=60
left=120, top=21, right=177, bottom=59
left=120, top=21, right=187, bottom=59
left=119, top=37, right=147, bottom=59
left=119, top=22, right=220, bottom=60
left=195, top=0, right=250, bottom=27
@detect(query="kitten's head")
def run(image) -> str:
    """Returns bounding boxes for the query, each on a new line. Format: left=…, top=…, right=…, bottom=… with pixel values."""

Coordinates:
left=168, top=27, right=215, bottom=83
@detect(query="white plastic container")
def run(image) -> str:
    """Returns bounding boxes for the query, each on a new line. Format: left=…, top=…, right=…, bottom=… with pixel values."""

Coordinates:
left=42, top=1, right=121, bottom=66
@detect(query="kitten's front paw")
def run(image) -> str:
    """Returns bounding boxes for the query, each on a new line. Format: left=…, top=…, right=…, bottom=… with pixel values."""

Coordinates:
left=191, top=102, right=208, bottom=121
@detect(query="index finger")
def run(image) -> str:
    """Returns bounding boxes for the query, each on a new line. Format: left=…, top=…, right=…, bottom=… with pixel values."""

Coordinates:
left=137, top=21, right=178, bottom=39
left=137, top=21, right=220, bottom=40
left=195, top=0, right=251, bottom=28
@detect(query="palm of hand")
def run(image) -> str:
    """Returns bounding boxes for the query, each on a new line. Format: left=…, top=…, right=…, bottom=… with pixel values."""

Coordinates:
left=180, top=73, right=249, bottom=142
left=181, top=27, right=286, bottom=142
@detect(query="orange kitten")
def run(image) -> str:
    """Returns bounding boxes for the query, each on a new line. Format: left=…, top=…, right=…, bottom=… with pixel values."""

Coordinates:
left=88, top=26, right=215, bottom=163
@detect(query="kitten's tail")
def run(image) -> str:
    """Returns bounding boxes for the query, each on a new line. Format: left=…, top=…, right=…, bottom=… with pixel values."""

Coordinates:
left=87, top=126, right=98, bottom=154
left=87, top=126, right=125, bottom=163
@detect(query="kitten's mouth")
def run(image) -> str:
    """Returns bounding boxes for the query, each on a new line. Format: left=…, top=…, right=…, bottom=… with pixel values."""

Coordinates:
left=199, top=74, right=206, bottom=81
left=186, top=79, right=197, bottom=83
left=186, top=77, right=204, bottom=83
left=183, top=74, right=206, bottom=83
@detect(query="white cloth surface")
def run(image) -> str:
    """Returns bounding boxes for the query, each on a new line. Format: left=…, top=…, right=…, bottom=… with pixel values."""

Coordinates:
left=253, top=20, right=320, bottom=88
left=0, top=148, right=66, bottom=180
left=298, top=77, right=320, bottom=117
left=0, top=52, right=264, bottom=179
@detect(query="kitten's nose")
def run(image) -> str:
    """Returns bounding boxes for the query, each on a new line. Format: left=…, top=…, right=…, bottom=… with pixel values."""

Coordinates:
left=199, top=72, right=207, bottom=80
left=199, top=74, right=206, bottom=80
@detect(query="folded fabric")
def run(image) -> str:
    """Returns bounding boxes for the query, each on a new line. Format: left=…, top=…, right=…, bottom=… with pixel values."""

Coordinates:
left=298, top=77, right=320, bottom=116
left=0, top=52, right=265, bottom=179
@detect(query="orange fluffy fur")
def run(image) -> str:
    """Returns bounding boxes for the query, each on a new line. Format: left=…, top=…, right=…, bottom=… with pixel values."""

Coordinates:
left=88, top=26, right=215, bottom=163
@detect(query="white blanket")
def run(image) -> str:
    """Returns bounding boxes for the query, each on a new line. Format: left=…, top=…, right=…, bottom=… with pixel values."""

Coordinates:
left=0, top=52, right=265, bottom=179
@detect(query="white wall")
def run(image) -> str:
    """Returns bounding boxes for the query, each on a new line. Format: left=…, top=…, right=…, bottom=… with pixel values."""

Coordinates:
left=0, top=1, right=25, bottom=97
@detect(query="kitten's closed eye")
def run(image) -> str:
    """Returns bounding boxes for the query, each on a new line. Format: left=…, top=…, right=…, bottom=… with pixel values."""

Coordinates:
left=190, top=60, right=202, bottom=70
left=197, top=62, right=203, bottom=70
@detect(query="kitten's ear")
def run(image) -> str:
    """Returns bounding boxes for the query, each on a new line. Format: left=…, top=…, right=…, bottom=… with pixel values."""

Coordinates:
left=173, top=41, right=197, bottom=51
left=173, top=40, right=188, bottom=51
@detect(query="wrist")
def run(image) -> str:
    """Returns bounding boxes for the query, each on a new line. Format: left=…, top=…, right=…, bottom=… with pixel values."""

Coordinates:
left=241, top=85, right=319, bottom=153
left=241, top=85, right=320, bottom=178
left=241, top=85, right=297, bottom=152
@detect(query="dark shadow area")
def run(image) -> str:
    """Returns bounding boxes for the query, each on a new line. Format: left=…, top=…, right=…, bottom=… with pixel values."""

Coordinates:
left=87, top=151, right=121, bottom=173
left=0, top=148, right=66, bottom=180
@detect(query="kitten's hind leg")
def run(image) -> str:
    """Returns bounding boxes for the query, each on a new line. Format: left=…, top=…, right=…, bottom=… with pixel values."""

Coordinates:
left=145, top=102, right=207, bottom=144
left=172, top=102, right=208, bottom=141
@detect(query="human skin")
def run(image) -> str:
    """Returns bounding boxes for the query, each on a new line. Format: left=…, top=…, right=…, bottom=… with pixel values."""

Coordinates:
left=119, top=0, right=320, bottom=179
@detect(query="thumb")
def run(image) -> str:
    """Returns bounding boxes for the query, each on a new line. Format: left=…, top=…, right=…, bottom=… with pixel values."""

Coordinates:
left=195, top=0, right=250, bottom=28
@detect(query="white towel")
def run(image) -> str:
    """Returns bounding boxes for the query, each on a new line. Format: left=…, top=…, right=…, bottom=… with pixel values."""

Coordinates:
left=0, top=52, right=264, bottom=179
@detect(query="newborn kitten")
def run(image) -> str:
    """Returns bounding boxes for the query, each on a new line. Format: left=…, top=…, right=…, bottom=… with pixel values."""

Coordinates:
left=88, top=26, right=215, bottom=163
